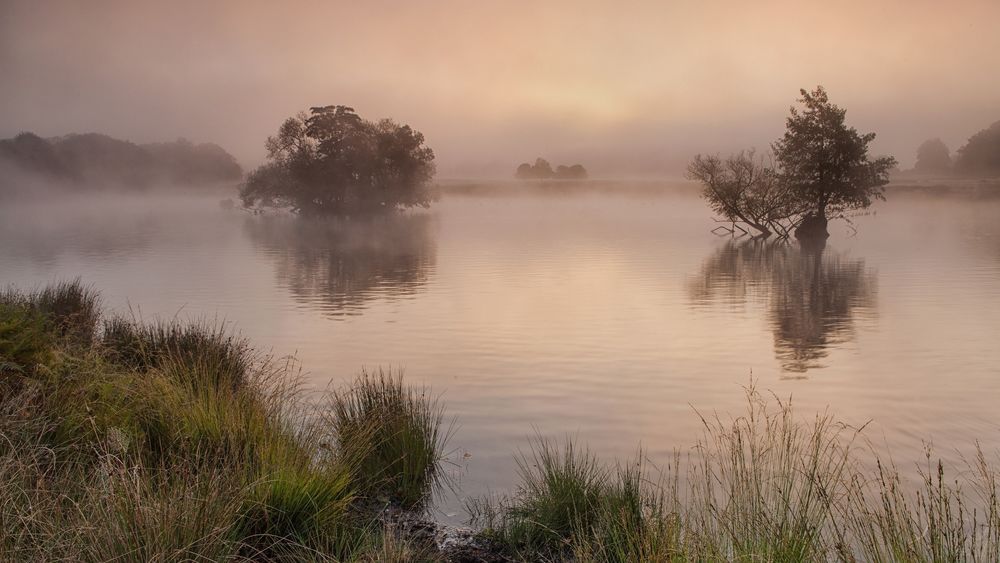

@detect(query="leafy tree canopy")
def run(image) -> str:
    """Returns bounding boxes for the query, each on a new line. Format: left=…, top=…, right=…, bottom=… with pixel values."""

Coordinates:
left=773, top=87, right=896, bottom=221
left=240, top=105, right=436, bottom=216
left=690, top=87, right=896, bottom=239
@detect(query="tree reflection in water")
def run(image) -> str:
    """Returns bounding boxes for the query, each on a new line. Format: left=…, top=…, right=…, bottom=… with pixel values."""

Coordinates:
left=690, top=239, right=876, bottom=374
left=244, top=213, right=436, bottom=317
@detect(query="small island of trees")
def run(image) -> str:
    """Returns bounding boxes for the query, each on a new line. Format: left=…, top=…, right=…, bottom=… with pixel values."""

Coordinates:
left=239, top=105, right=436, bottom=216
left=515, top=158, right=588, bottom=180
left=688, top=87, right=896, bottom=241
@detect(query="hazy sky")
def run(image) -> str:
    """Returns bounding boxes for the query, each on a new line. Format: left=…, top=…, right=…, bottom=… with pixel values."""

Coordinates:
left=2, top=0, right=997, bottom=176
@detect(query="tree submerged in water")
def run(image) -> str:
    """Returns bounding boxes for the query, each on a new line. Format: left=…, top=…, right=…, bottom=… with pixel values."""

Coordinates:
left=240, top=106, right=436, bottom=216
left=689, top=87, right=896, bottom=240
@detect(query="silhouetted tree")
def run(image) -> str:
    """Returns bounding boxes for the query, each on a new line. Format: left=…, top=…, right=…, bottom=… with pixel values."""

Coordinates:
left=240, top=105, right=436, bottom=216
left=773, top=87, right=896, bottom=238
left=515, top=158, right=586, bottom=180
left=54, top=133, right=155, bottom=186
left=0, top=131, right=242, bottom=189
left=954, top=121, right=1000, bottom=177
left=144, top=138, right=242, bottom=184
left=531, top=158, right=553, bottom=178
left=554, top=164, right=588, bottom=179
left=687, top=151, right=803, bottom=238
left=0, top=132, right=69, bottom=178
left=691, top=87, right=895, bottom=240
left=913, top=138, right=952, bottom=174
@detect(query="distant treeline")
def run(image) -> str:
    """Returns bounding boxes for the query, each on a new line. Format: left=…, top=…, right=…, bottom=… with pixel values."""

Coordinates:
left=516, top=158, right=588, bottom=180
left=0, top=132, right=242, bottom=190
left=909, top=120, right=1000, bottom=177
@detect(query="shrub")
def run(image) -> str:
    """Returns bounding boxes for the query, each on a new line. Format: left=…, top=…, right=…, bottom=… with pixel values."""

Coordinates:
left=30, top=279, right=101, bottom=346
left=327, top=369, right=451, bottom=509
left=102, top=316, right=253, bottom=390
left=0, top=281, right=451, bottom=562
left=0, top=303, right=52, bottom=376
left=470, top=440, right=678, bottom=561
left=239, top=465, right=358, bottom=559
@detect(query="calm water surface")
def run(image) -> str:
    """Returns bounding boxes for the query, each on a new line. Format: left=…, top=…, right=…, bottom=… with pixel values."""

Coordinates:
left=2, top=185, right=999, bottom=520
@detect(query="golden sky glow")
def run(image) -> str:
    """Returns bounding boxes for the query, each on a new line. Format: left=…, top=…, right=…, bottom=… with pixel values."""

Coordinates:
left=2, top=0, right=998, bottom=175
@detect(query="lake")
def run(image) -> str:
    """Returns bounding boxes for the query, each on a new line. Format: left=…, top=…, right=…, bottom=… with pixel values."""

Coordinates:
left=2, top=183, right=999, bottom=521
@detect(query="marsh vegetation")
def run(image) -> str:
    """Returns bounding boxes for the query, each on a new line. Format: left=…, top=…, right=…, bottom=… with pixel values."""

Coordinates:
left=2, top=280, right=999, bottom=561
left=0, top=281, right=449, bottom=560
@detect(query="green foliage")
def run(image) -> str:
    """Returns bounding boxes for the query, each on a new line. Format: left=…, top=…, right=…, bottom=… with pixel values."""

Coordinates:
left=328, top=369, right=451, bottom=509
left=508, top=439, right=609, bottom=552
left=475, top=386, right=1000, bottom=562
left=469, top=439, right=678, bottom=561
left=773, top=86, right=897, bottom=220
left=0, top=304, right=52, bottom=375
left=239, top=466, right=359, bottom=558
left=843, top=450, right=1000, bottom=562
left=1, top=279, right=100, bottom=346
left=69, top=461, right=249, bottom=562
left=683, top=388, right=855, bottom=561
left=5, top=280, right=1000, bottom=562
left=241, top=105, right=437, bottom=216
left=101, top=316, right=254, bottom=390
left=30, top=279, right=102, bottom=346
left=0, top=281, right=454, bottom=561
left=0, top=279, right=100, bottom=373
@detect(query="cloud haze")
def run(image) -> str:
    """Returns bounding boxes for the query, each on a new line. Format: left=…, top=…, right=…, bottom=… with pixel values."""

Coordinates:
left=2, top=0, right=998, bottom=176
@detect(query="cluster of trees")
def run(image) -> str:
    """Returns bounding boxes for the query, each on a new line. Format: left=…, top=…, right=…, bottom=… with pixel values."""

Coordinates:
left=688, top=87, right=896, bottom=240
left=911, top=121, right=1000, bottom=176
left=515, top=158, right=588, bottom=180
left=239, top=106, right=436, bottom=216
left=0, top=132, right=242, bottom=189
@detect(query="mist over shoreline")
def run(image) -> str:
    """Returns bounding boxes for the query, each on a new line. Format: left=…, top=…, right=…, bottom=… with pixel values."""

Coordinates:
left=3, top=0, right=999, bottom=177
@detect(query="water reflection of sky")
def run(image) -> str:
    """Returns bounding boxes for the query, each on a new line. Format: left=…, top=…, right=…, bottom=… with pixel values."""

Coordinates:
left=2, top=189, right=999, bottom=523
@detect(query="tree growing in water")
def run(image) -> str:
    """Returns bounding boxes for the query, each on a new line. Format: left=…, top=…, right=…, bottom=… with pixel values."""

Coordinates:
left=773, top=87, right=896, bottom=238
left=687, top=151, right=803, bottom=238
left=690, top=87, right=896, bottom=240
left=240, top=106, right=436, bottom=216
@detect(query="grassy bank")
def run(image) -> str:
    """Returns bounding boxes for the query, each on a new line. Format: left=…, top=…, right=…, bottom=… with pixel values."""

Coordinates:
left=0, top=281, right=446, bottom=561
left=470, top=395, right=1000, bottom=562
left=2, top=281, right=999, bottom=561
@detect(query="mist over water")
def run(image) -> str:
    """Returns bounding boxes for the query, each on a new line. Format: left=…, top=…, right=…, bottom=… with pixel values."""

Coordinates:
left=2, top=185, right=999, bottom=520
